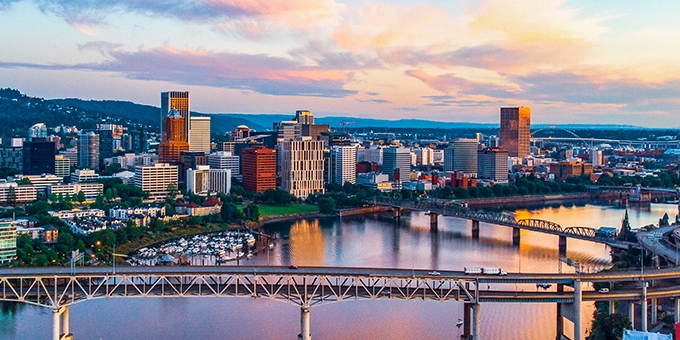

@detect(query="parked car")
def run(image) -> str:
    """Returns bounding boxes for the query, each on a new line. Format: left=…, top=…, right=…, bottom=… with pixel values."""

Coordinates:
left=598, top=288, right=610, bottom=294
left=428, top=271, right=441, bottom=276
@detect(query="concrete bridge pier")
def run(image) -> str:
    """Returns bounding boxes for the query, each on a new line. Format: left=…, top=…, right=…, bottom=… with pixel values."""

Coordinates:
left=471, top=303, right=481, bottom=340
left=573, top=279, right=582, bottom=340
left=627, top=302, right=635, bottom=328
left=556, top=284, right=564, bottom=340
left=641, top=282, right=648, bottom=332
left=426, top=212, right=440, bottom=231
left=651, top=298, right=657, bottom=324
left=675, top=297, right=680, bottom=324
left=298, top=307, right=311, bottom=340
left=53, top=306, right=72, bottom=340
left=471, top=220, right=480, bottom=239
left=558, top=236, right=567, bottom=257
left=392, top=207, right=402, bottom=221
left=463, top=302, right=471, bottom=338
left=512, top=228, right=520, bottom=246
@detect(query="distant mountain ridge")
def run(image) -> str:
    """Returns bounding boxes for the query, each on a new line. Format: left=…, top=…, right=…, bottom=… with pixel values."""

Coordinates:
left=0, top=88, right=650, bottom=137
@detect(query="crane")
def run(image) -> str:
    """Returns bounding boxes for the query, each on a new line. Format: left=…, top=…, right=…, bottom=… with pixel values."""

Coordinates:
left=339, top=120, right=356, bottom=134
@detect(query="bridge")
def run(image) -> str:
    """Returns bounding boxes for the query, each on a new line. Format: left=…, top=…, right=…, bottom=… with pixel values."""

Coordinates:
left=2, top=266, right=680, bottom=340
left=369, top=197, right=637, bottom=255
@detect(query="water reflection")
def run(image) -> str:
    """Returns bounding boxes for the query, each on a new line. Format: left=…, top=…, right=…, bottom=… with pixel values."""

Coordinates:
left=6, top=203, right=678, bottom=340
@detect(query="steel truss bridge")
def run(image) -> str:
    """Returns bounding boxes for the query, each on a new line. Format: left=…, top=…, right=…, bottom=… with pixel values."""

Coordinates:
left=370, top=196, right=635, bottom=249
left=3, top=266, right=680, bottom=340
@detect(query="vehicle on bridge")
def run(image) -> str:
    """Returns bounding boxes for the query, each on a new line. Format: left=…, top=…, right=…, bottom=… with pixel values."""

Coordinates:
left=536, top=282, right=552, bottom=289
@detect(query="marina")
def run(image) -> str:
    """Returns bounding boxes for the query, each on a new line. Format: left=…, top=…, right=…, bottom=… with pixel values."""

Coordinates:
left=130, top=231, right=259, bottom=266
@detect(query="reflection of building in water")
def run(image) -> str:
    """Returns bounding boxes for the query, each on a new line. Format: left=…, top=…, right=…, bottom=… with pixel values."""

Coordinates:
left=288, top=219, right=325, bottom=266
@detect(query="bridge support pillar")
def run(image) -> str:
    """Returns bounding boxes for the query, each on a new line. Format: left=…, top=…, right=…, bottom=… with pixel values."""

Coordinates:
left=573, top=279, right=582, bottom=340
left=463, top=302, right=471, bottom=338
left=512, top=227, right=520, bottom=246
left=471, top=303, right=481, bottom=340
left=53, top=306, right=72, bottom=340
left=298, top=307, right=311, bottom=340
left=651, top=298, right=657, bottom=324
left=627, top=302, right=635, bottom=329
left=471, top=220, right=480, bottom=239
left=558, top=236, right=567, bottom=257
left=426, top=212, right=439, bottom=231
left=641, top=282, right=648, bottom=332
left=392, top=207, right=401, bottom=221
left=556, top=303, right=563, bottom=340
left=675, top=297, right=680, bottom=324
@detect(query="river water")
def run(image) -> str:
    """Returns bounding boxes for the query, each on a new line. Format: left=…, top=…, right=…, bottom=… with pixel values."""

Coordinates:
left=2, top=203, right=677, bottom=340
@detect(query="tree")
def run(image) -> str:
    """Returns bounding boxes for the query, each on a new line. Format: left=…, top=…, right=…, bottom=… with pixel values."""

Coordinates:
left=243, top=204, right=260, bottom=222
left=452, top=187, right=469, bottom=199
left=7, top=186, right=16, bottom=204
left=588, top=313, right=632, bottom=340
left=75, top=190, right=86, bottom=203
left=262, top=189, right=292, bottom=206
left=167, top=183, right=179, bottom=199
left=318, top=197, right=335, bottom=214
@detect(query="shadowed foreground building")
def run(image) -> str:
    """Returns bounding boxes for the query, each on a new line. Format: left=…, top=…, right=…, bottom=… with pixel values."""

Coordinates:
left=241, top=146, right=276, bottom=193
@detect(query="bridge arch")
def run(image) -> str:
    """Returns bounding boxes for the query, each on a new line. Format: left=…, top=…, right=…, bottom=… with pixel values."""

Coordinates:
left=563, top=226, right=598, bottom=239
left=531, top=127, right=591, bottom=146
left=517, top=219, right=563, bottom=232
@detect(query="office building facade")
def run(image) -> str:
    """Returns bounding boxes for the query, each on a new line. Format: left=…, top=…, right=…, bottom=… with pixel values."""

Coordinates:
left=477, top=148, right=509, bottom=181
left=279, top=140, right=325, bottom=198
left=188, top=116, right=211, bottom=154
left=382, top=147, right=411, bottom=181
left=452, top=138, right=479, bottom=176
left=160, top=91, right=190, bottom=140
left=158, top=109, right=190, bottom=163
left=133, top=163, right=179, bottom=201
left=54, top=155, right=70, bottom=177
left=0, top=219, right=16, bottom=264
left=500, top=107, right=531, bottom=158
left=330, top=145, right=357, bottom=185
left=22, top=140, right=55, bottom=175
left=78, top=131, right=99, bottom=169
left=207, top=151, right=240, bottom=177
left=241, top=146, right=276, bottom=193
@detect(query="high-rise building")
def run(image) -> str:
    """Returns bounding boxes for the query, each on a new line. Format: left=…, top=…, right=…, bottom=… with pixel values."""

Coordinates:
left=330, top=145, right=357, bottom=185
left=22, top=140, right=55, bottom=175
left=500, top=107, right=531, bottom=158
left=357, top=146, right=383, bottom=164
left=550, top=161, right=593, bottom=181
left=279, top=139, right=325, bottom=198
left=452, top=138, right=479, bottom=176
left=230, top=125, right=251, bottom=141
left=54, top=155, right=71, bottom=177
left=241, top=146, right=276, bottom=193
left=208, top=168, right=231, bottom=194
left=70, top=169, right=100, bottom=183
left=0, top=146, right=23, bottom=172
left=28, top=123, right=47, bottom=141
left=78, top=131, right=99, bottom=169
left=133, top=163, right=178, bottom=201
left=477, top=148, right=509, bottom=181
left=188, top=116, right=211, bottom=154
left=590, top=148, right=603, bottom=167
left=59, top=148, right=78, bottom=167
left=207, top=151, right=240, bottom=178
left=414, top=147, right=434, bottom=166
left=97, top=129, right=114, bottom=168
left=158, top=109, right=190, bottom=163
left=160, top=91, right=190, bottom=140
left=382, top=147, right=411, bottom=181
left=443, top=146, right=454, bottom=172
left=0, top=219, right=16, bottom=264
left=274, top=121, right=301, bottom=141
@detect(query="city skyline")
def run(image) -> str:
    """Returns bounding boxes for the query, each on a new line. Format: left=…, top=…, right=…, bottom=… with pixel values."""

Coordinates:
left=0, top=1, right=679, bottom=127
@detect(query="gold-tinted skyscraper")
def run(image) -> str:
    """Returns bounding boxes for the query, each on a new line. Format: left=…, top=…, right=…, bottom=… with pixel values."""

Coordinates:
left=161, top=91, right=190, bottom=140
left=500, top=107, right=531, bottom=158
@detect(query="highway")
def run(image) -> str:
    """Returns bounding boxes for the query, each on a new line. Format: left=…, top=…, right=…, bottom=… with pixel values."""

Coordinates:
left=2, top=265, right=680, bottom=283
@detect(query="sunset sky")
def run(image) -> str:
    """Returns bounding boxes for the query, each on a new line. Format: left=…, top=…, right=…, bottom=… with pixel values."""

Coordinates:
left=0, top=0, right=678, bottom=127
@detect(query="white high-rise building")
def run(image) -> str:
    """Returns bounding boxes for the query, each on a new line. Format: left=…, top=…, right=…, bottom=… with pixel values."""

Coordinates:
left=330, top=145, right=357, bottom=185
left=207, top=151, right=240, bottom=178
left=357, top=146, right=383, bottom=164
left=133, top=163, right=178, bottom=201
left=187, top=166, right=232, bottom=195
left=279, top=139, right=325, bottom=198
left=590, top=148, right=603, bottom=167
left=414, top=147, right=434, bottom=166
left=188, top=116, right=211, bottom=154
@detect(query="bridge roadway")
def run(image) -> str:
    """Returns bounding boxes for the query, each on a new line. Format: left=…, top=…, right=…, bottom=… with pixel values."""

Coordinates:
left=370, top=197, right=636, bottom=249
left=3, top=266, right=680, bottom=340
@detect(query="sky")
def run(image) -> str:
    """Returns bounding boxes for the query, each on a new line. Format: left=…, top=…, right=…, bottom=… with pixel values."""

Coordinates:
left=0, top=0, right=679, bottom=127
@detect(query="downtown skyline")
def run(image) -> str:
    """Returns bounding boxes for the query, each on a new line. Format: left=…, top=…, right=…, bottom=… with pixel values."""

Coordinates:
left=0, top=0, right=679, bottom=127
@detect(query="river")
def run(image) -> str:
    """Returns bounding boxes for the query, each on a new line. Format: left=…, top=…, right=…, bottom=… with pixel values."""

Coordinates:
left=1, top=203, right=677, bottom=340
